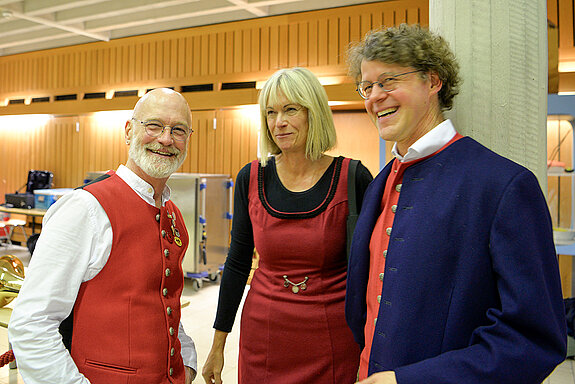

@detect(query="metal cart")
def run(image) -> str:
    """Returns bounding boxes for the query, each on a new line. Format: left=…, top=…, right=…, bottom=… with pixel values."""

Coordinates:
left=167, top=173, right=232, bottom=290
left=85, top=171, right=233, bottom=291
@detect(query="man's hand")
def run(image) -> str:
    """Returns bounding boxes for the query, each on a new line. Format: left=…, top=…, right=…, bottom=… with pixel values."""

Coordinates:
left=185, top=366, right=196, bottom=383
left=356, top=371, right=397, bottom=384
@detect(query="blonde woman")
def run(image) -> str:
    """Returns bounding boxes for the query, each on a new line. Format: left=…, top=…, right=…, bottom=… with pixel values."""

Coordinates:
left=202, top=67, right=372, bottom=384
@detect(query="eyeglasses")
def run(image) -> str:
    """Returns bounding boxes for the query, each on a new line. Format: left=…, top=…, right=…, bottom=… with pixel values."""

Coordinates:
left=132, top=118, right=192, bottom=142
left=265, top=105, right=304, bottom=121
left=356, top=70, right=422, bottom=100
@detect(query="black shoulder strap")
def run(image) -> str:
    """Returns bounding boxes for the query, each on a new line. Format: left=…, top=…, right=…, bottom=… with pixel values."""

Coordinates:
left=347, top=160, right=359, bottom=216
left=346, top=160, right=359, bottom=261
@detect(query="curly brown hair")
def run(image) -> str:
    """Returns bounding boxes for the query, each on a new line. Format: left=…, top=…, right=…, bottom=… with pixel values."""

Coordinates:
left=347, top=24, right=461, bottom=111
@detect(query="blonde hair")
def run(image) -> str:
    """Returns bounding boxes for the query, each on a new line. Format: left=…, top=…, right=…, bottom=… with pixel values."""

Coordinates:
left=258, top=67, right=336, bottom=166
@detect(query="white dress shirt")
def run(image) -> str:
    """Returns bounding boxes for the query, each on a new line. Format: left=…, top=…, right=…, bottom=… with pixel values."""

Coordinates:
left=391, top=119, right=457, bottom=162
left=8, top=165, right=197, bottom=384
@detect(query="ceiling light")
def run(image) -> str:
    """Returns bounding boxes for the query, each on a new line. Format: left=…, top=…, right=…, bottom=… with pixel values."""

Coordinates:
left=1, top=10, right=13, bottom=19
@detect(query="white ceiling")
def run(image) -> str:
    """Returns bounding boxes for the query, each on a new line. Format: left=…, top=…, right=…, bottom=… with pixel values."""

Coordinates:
left=0, top=0, right=385, bottom=56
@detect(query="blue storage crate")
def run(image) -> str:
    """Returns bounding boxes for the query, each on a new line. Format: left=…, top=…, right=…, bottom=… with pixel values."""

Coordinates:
left=34, top=189, right=73, bottom=210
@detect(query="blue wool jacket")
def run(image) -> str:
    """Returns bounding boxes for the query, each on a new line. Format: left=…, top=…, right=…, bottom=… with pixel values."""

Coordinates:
left=346, top=137, right=567, bottom=384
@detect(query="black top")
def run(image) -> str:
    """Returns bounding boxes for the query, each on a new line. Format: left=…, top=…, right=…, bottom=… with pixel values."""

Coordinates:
left=214, top=156, right=374, bottom=332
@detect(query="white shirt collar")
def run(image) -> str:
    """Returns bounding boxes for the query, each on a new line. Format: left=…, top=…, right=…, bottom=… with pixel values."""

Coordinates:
left=115, top=164, right=171, bottom=207
left=391, top=119, right=457, bottom=163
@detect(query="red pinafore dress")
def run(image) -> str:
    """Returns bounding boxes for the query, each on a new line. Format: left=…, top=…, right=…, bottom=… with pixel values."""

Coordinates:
left=238, top=157, right=360, bottom=383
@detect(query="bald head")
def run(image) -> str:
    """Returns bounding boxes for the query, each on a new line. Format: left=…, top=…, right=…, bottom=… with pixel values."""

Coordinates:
left=132, top=88, right=192, bottom=125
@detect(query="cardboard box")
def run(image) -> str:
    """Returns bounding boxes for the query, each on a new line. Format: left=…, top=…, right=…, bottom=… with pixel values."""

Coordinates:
left=33, top=189, right=73, bottom=210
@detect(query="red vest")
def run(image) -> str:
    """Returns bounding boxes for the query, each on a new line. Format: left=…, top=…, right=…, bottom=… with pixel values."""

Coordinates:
left=71, top=171, right=189, bottom=384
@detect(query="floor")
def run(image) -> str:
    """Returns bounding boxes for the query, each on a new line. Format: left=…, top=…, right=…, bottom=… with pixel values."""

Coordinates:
left=0, top=244, right=573, bottom=384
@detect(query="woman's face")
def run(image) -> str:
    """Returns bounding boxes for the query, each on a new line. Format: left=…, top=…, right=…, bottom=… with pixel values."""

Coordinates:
left=265, top=91, right=309, bottom=155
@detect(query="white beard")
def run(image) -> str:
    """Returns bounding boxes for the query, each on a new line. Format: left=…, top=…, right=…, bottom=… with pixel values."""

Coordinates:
left=129, top=134, right=186, bottom=178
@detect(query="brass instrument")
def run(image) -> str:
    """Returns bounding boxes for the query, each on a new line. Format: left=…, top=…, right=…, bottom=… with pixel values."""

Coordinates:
left=0, top=255, right=24, bottom=308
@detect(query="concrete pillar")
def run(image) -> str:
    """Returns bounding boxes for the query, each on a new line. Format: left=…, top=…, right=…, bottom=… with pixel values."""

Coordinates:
left=430, top=0, right=548, bottom=187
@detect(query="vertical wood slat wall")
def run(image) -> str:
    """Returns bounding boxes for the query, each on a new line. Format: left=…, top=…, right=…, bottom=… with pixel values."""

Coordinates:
left=0, top=0, right=427, bottom=100
left=548, top=0, right=575, bottom=64
left=0, top=0, right=428, bottom=203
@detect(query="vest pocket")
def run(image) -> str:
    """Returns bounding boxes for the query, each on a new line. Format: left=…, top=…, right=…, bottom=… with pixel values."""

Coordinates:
left=85, top=359, right=137, bottom=374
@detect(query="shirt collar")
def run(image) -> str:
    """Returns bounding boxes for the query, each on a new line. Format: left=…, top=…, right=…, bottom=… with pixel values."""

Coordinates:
left=391, top=119, right=457, bottom=163
left=115, top=164, right=171, bottom=207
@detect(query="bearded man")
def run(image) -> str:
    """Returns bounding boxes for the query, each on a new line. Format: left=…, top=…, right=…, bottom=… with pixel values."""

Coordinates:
left=9, top=88, right=198, bottom=384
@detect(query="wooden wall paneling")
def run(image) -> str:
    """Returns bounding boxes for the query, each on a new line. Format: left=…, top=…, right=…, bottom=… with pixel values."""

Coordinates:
left=339, top=15, right=350, bottom=67
left=278, top=25, right=289, bottom=69
left=318, top=17, right=329, bottom=67
left=288, top=23, right=299, bottom=68
left=233, top=29, right=243, bottom=73
left=382, top=9, right=395, bottom=29
left=213, top=111, right=224, bottom=174
left=251, top=27, right=261, bottom=73
left=62, top=53, right=71, bottom=89
left=225, top=31, right=234, bottom=75
left=198, top=113, right=208, bottom=172
left=140, top=43, right=149, bottom=83
left=406, top=4, right=420, bottom=24
left=248, top=116, right=258, bottom=168
left=366, top=9, right=380, bottom=31
left=120, top=45, right=129, bottom=84
left=349, top=14, right=360, bottom=45
left=59, top=120, right=68, bottom=187
left=206, top=116, right=216, bottom=174
left=45, top=119, right=58, bottom=185
left=77, top=116, right=88, bottom=185
left=0, top=1, right=430, bottom=100
left=208, top=33, right=217, bottom=76
left=155, top=41, right=163, bottom=81
left=0, top=62, right=6, bottom=94
left=260, top=26, right=270, bottom=73
left=110, top=46, right=118, bottom=85
left=93, top=119, right=105, bottom=173
left=87, top=51, right=95, bottom=87
left=183, top=113, right=196, bottom=173
left=547, top=0, right=558, bottom=25
left=309, top=21, right=319, bottom=67
left=359, top=10, right=372, bottom=38
left=269, top=25, right=279, bottom=70
left=329, top=112, right=380, bottom=177
left=72, top=52, right=80, bottom=90
left=173, top=38, right=182, bottom=80
left=146, top=42, right=155, bottom=83
left=184, top=37, right=193, bottom=79
left=60, top=119, right=72, bottom=187
left=228, top=114, right=242, bottom=178
left=105, top=48, right=113, bottom=87
left=221, top=113, right=233, bottom=178
left=215, top=33, right=225, bottom=77
left=0, top=129, right=6, bottom=200
left=558, top=0, right=574, bottom=50
left=169, top=39, right=178, bottom=81
left=68, top=120, right=78, bottom=187
left=328, top=17, right=339, bottom=66
left=298, top=22, right=309, bottom=68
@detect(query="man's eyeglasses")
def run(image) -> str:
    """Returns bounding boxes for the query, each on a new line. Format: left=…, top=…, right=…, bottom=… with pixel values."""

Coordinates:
left=132, top=118, right=192, bottom=142
left=356, top=70, right=422, bottom=100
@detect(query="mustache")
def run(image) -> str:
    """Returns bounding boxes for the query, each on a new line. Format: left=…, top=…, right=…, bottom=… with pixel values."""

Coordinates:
left=143, top=142, right=181, bottom=156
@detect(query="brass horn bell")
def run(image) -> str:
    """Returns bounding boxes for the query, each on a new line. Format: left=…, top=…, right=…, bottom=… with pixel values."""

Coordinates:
left=0, top=255, right=25, bottom=308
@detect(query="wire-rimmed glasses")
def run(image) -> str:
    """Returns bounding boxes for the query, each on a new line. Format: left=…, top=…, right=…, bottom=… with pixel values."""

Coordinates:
left=356, top=70, right=422, bottom=100
left=132, top=118, right=192, bottom=142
